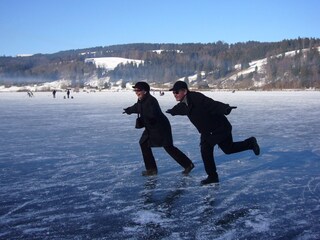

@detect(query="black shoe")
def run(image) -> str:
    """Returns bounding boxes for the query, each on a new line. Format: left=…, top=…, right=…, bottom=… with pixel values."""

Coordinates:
left=249, top=137, right=260, bottom=156
left=142, top=169, right=158, bottom=176
left=201, top=174, right=219, bottom=185
left=182, top=163, right=194, bottom=175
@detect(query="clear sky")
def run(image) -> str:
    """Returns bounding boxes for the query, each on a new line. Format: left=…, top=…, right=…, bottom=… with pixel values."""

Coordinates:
left=1, top=0, right=319, bottom=56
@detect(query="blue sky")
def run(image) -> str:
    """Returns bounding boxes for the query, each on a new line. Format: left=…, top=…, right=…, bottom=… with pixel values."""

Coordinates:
left=1, top=0, right=319, bottom=56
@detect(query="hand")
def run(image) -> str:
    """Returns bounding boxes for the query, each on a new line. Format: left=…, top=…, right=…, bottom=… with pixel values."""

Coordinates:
left=123, top=108, right=130, bottom=115
left=225, top=106, right=237, bottom=115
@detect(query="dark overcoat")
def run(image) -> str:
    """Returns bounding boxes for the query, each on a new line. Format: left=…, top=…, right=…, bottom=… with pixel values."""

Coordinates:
left=125, top=93, right=173, bottom=147
left=167, top=91, right=232, bottom=145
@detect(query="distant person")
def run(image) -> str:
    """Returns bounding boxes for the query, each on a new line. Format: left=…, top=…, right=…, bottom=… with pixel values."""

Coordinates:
left=27, top=91, right=33, bottom=97
left=52, top=90, right=57, bottom=98
left=123, top=81, right=195, bottom=176
left=166, top=81, right=260, bottom=185
left=67, top=89, right=70, bottom=99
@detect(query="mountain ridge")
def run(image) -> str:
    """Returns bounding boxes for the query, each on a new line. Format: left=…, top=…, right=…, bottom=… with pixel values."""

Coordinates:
left=1, top=38, right=320, bottom=90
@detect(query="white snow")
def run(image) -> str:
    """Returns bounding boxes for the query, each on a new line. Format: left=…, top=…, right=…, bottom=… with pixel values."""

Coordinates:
left=151, top=49, right=183, bottom=54
left=84, top=57, right=144, bottom=70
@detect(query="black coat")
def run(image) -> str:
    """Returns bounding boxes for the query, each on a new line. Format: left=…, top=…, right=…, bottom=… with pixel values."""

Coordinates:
left=167, top=91, right=232, bottom=144
left=125, top=93, right=173, bottom=147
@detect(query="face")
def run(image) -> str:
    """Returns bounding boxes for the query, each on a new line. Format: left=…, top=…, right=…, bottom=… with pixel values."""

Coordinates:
left=173, top=89, right=187, bottom=101
left=134, top=89, right=147, bottom=100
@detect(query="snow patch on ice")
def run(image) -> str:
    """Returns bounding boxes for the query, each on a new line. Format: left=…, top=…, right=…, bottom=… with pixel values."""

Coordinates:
left=133, top=210, right=170, bottom=225
left=245, top=214, right=271, bottom=232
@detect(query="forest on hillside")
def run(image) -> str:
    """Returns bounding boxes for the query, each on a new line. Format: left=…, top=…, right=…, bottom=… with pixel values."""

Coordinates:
left=0, top=37, right=320, bottom=89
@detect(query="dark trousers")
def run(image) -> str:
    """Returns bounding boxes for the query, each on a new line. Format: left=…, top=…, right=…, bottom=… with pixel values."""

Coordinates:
left=140, top=141, right=192, bottom=170
left=200, top=133, right=251, bottom=176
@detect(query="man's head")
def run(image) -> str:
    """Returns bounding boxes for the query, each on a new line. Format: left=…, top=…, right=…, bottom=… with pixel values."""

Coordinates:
left=132, top=82, right=150, bottom=100
left=169, top=81, right=188, bottom=101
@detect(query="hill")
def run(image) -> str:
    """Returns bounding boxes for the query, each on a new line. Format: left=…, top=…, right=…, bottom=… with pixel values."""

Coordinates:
left=0, top=38, right=320, bottom=91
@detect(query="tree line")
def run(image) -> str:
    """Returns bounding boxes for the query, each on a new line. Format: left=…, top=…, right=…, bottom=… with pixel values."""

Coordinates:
left=0, top=37, right=319, bottom=89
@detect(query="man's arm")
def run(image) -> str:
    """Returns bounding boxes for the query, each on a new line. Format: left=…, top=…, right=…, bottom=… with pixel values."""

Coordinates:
left=123, top=103, right=138, bottom=114
left=203, top=97, right=236, bottom=116
left=166, top=103, right=188, bottom=116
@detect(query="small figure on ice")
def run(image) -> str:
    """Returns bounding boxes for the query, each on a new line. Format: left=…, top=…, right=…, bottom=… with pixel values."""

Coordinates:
left=166, top=81, right=260, bottom=185
left=27, top=91, right=33, bottom=97
left=123, top=82, right=195, bottom=176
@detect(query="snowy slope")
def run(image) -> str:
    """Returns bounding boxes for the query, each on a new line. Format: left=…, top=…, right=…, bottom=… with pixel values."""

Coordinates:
left=225, top=46, right=320, bottom=84
left=1, top=48, right=320, bottom=92
left=85, top=57, right=144, bottom=70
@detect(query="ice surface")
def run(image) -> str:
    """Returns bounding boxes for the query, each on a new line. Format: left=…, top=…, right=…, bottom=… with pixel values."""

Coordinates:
left=0, top=90, right=320, bottom=239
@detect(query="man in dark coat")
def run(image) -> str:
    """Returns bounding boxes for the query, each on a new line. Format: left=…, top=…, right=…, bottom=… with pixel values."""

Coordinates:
left=123, top=82, right=194, bottom=176
left=166, top=81, right=260, bottom=185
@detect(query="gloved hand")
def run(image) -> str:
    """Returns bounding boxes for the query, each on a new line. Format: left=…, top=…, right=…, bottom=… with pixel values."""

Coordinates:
left=166, top=109, right=175, bottom=116
left=225, top=106, right=237, bottom=115
left=123, top=108, right=131, bottom=115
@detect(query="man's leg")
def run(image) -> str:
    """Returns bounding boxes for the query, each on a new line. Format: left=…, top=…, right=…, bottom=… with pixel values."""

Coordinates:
left=200, top=138, right=219, bottom=184
left=200, top=140, right=217, bottom=176
left=140, top=141, right=157, bottom=175
left=219, top=134, right=260, bottom=155
left=164, top=145, right=194, bottom=174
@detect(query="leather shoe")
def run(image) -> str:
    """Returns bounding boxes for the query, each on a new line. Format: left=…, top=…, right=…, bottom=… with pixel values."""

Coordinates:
left=249, top=137, right=260, bottom=155
left=182, top=163, right=194, bottom=175
left=201, top=174, right=219, bottom=185
left=142, top=169, right=158, bottom=176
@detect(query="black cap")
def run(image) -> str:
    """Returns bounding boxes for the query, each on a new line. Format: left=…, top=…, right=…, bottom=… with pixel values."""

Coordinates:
left=169, top=81, right=188, bottom=91
left=132, top=82, right=150, bottom=92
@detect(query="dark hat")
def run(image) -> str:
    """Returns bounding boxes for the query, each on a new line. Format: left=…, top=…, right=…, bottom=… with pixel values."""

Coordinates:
left=132, top=82, right=150, bottom=92
left=169, top=81, right=188, bottom=91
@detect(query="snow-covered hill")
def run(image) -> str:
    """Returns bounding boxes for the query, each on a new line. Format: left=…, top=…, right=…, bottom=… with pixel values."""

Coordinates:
left=1, top=47, right=319, bottom=92
left=84, top=57, right=144, bottom=70
left=222, top=46, right=320, bottom=88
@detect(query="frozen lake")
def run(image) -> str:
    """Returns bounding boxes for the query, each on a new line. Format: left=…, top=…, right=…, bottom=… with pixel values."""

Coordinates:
left=0, top=90, right=320, bottom=239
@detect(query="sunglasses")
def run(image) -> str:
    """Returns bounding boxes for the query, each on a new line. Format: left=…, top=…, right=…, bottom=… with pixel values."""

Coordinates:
left=173, top=90, right=180, bottom=94
left=134, top=89, right=143, bottom=92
